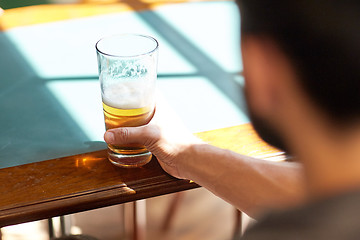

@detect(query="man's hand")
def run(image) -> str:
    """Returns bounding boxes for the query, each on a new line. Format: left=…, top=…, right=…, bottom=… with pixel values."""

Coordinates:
left=103, top=97, right=202, bottom=179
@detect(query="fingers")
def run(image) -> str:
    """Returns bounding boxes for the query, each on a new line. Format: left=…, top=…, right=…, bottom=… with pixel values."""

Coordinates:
left=104, top=125, right=160, bottom=147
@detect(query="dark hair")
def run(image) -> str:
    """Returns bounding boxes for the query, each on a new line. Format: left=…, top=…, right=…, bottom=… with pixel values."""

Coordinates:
left=237, top=0, right=360, bottom=124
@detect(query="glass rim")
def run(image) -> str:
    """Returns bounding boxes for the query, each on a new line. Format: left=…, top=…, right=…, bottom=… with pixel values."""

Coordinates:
left=95, top=33, right=159, bottom=58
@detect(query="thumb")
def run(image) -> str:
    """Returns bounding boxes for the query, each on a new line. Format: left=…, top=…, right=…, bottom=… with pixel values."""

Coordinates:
left=104, top=125, right=160, bottom=147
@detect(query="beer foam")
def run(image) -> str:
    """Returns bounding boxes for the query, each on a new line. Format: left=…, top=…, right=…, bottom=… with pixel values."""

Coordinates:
left=102, top=78, right=155, bottom=109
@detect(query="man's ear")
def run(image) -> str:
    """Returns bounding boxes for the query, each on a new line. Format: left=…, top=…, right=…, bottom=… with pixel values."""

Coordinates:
left=241, top=36, right=284, bottom=117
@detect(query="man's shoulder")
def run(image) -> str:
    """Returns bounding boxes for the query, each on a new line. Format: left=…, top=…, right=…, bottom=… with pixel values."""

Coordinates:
left=242, top=190, right=360, bottom=240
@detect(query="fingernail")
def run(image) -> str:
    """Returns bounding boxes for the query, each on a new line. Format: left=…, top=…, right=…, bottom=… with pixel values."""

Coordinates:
left=105, top=131, right=114, bottom=143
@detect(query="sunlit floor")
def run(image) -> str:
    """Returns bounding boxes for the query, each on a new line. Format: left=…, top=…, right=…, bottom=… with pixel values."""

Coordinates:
left=2, top=188, right=254, bottom=240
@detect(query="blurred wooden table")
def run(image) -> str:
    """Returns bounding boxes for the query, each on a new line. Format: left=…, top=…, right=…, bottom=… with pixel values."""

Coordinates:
left=0, top=123, right=281, bottom=228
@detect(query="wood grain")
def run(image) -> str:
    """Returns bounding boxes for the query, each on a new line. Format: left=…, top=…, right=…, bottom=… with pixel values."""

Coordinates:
left=0, top=123, right=281, bottom=227
left=0, top=150, right=197, bottom=227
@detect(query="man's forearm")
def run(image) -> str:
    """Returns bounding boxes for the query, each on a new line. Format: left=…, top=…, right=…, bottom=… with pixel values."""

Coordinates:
left=104, top=123, right=305, bottom=217
left=179, top=143, right=306, bottom=218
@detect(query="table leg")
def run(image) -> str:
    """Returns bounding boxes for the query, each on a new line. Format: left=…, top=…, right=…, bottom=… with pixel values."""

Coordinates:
left=48, top=218, right=55, bottom=239
left=59, top=216, right=68, bottom=237
left=124, top=200, right=147, bottom=240
left=48, top=215, right=72, bottom=239
left=161, top=192, right=185, bottom=231
left=133, top=200, right=146, bottom=240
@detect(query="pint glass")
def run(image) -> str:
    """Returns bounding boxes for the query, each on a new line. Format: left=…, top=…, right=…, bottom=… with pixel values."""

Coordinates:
left=96, top=34, right=159, bottom=167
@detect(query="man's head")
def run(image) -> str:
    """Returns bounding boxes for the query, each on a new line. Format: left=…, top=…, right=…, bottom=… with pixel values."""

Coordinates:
left=237, top=0, right=360, bottom=152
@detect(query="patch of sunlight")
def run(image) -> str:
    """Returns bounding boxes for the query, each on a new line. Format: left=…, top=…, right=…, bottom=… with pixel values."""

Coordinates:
left=157, top=76, right=249, bottom=133
left=156, top=1, right=242, bottom=73
left=46, top=80, right=105, bottom=141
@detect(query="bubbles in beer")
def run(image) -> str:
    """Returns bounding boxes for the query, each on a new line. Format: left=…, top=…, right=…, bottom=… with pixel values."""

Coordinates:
left=122, top=64, right=147, bottom=77
left=107, top=60, right=148, bottom=78
left=100, top=61, right=156, bottom=110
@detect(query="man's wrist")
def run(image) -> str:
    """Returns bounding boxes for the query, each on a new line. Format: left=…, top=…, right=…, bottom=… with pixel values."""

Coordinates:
left=176, top=142, right=209, bottom=181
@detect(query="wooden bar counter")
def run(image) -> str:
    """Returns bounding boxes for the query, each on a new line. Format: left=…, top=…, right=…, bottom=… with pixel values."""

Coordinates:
left=0, top=149, right=197, bottom=227
left=0, top=123, right=282, bottom=228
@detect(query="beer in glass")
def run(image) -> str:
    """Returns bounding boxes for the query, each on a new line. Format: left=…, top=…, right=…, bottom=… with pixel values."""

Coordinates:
left=96, top=34, right=159, bottom=167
